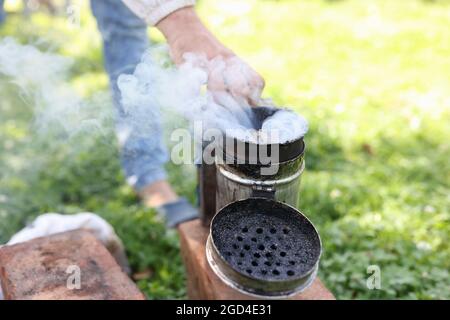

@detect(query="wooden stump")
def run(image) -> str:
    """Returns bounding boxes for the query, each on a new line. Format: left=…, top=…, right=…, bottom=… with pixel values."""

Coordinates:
left=178, top=219, right=335, bottom=300
left=0, top=229, right=145, bottom=300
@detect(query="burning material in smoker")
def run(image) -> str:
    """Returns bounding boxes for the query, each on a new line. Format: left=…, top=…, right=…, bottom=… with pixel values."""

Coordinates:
left=117, top=47, right=308, bottom=146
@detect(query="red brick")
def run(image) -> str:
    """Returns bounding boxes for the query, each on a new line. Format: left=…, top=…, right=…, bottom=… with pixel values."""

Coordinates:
left=178, top=219, right=335, bottom=300
left=0, top=229, right=145, bottom=300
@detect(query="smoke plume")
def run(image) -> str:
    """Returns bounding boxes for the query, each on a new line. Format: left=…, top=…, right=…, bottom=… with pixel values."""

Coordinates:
left=117, top=46, right=308, bottom=146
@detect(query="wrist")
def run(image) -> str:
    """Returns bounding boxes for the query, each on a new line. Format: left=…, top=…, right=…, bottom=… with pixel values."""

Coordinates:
left=156, top=7, right=205, bottom=43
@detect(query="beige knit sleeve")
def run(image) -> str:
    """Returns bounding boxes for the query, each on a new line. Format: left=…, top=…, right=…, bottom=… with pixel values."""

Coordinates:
left=122, top=0, right=196, bottom=26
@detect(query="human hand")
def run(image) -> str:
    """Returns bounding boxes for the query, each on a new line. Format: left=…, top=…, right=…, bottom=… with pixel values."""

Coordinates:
left=157, top=7, right=265, bottom=106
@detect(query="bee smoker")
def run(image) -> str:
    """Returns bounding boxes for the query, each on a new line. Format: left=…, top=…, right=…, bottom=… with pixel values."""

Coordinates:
left=198, top=106, right=321, bottom=298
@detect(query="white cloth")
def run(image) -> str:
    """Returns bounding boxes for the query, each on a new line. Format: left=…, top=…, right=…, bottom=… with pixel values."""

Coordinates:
left=122, top=0, right=196, bottom=26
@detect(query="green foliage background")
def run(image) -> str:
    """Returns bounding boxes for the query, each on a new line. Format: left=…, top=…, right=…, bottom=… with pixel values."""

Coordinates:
left=0, top=0, right=449, bottom=299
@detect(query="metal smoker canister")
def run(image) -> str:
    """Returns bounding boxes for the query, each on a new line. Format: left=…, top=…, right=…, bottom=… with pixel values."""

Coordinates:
left=215, top=107, right=306, bottom=212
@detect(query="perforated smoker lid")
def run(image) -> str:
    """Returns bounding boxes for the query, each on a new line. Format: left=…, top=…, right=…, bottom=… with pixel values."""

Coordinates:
left=210, top=198, right=321, bottom=283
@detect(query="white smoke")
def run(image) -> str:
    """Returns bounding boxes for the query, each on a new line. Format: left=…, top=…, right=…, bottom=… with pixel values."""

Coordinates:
left=0, top=37, right=308, bottom=170
left=0, top=37, right=111, bottom=138
left=117, top=46, right=308, bottom=145
left=261, top=109, right=309, bottom=144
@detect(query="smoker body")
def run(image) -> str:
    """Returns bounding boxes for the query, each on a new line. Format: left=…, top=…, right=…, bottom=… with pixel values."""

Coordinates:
left=198, top=106, right=306, bottom=224
left=215, top=136, right=305, bottom=212
left=215, top=155, right=305, bottom=211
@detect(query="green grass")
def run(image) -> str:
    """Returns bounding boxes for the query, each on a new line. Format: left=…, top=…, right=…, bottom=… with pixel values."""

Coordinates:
left=0, top=0, right=449, bottom=299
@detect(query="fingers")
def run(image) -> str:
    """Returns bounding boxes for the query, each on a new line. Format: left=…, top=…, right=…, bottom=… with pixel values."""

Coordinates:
left=207, top=56, right=265, bottom=106
left=173, top=51, right=265, bottom=107
left=247, top=70, right=265, bottom=106
left=207, top=56, right=227, bottom=92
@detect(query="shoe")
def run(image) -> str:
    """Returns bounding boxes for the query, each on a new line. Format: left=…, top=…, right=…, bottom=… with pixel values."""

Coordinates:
left=156, top=197, right=199, bottom=228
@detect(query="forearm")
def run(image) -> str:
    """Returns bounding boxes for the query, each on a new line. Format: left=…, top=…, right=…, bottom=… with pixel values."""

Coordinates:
left=155, top=6, right=233, bottom=63
left=122, top=0, right=196, bottom=26
left=156, top=7, right=204, bottom=43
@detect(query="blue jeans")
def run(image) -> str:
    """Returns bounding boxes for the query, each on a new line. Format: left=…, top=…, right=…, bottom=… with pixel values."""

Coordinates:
left=0, top=0, right=5, bottom=24
left=90, top=0, right=168, bottom=191
left=0, top=0, right=168, bottom=191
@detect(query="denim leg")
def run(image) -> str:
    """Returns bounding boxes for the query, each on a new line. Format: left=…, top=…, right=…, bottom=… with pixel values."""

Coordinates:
left=0, top=0, right=6, bottom=25
left=91, top=0, right=168, bottom=191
